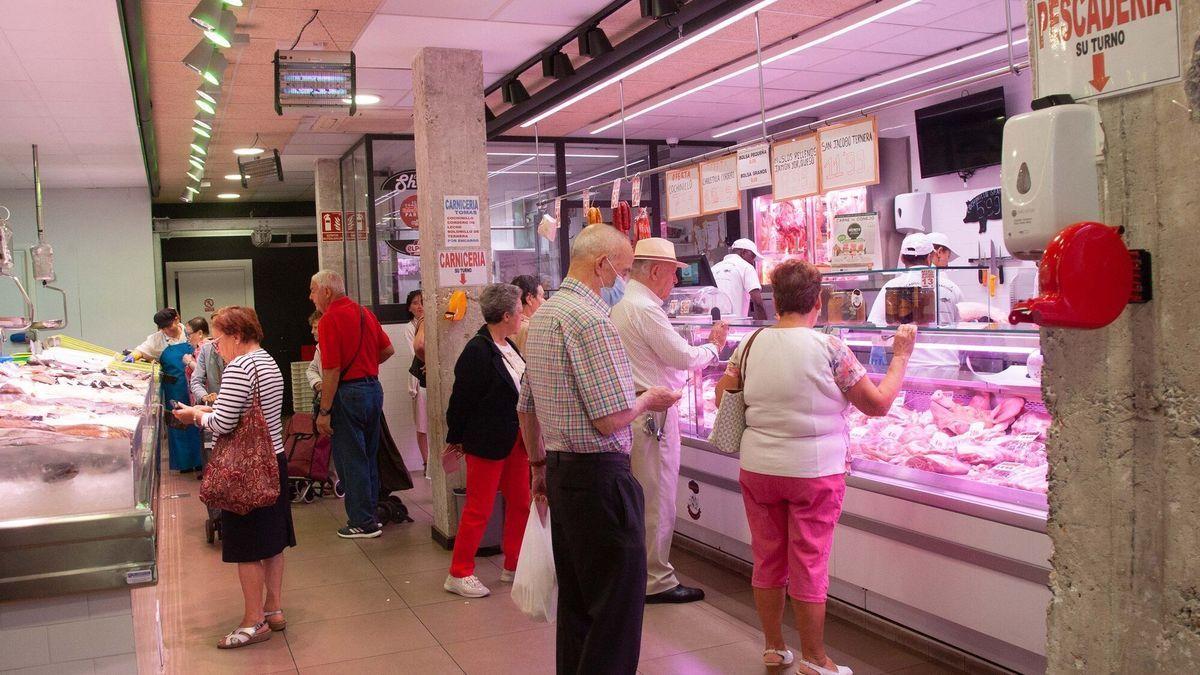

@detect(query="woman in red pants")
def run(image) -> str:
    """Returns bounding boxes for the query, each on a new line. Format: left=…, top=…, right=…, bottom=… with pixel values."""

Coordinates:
left=443, top=283, right=531, bottom=598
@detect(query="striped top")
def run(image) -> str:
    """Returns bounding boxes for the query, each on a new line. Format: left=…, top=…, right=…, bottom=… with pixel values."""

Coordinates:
left=200, top=349, right=285, bottom=454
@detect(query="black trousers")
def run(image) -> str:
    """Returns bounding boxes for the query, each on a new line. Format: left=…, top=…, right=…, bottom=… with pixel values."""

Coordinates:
left=547, top=451, right=647, bottom=675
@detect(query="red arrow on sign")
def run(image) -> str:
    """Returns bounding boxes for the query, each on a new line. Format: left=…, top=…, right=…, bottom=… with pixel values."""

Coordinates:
left=460, top=272, right=467, bottom=284
left=1090, top=52, right=1110, bottom=92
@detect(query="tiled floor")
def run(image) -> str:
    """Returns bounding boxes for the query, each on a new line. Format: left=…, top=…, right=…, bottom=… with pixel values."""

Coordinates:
left=153, top=468, right=968, bottom=674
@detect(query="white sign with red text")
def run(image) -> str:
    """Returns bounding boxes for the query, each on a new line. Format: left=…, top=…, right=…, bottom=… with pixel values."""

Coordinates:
left=1033, top=0, right=1180, bottom=101
left=438, top=249, right=489, bottom=286
left=443, top=196, right=481, bottom=247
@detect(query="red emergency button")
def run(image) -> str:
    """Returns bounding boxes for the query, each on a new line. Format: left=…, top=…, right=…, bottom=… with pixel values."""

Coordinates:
left=1009, top=222, right=1136, bottom=329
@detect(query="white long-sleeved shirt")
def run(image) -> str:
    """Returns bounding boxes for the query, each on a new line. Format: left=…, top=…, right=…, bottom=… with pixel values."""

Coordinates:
left=306, top=346, right=322, bottom=392
left=611, top=279, right=719, bottom=391
left=199, top=349, right=285, bottom=454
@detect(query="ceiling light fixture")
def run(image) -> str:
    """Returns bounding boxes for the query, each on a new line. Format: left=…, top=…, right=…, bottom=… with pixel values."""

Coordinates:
left=182, top=41, right=227, bottom=86
left=712, top=37, right=1027, bottom=138
left=223, top=0, right=244, bottom=6
left=203, top=10, right=237, bottom=48
left=340, top=93, right=380, bottom=105
left=187, top=169, right=204, bottom=182
left=589, top=0, right=923, bottom=135
left=225, top=173, right=242, bottom=180
left=233, top=147, right=264, bottom=156
left=186, top=185, right=200, bottom=195
left=522, top=0, right=783, bottom=128
left=188, top=0, right=223, bottom=31
left=217, top=193, right=240, bottom=199
left=640, top=0, right=680, bottom=19
left=502, top=80, right=531, bottom=104
left=579, top=26, right=614, bottom=58
left=193, top=117, right=212, bottom=131
left=194, top=81, right=220, bottom=114
left=189, top=135, right=208, bottom=156
left=188, top=156, right=205, bottom=170
left=487, top=152, right=619, bottom=158
left=192, top=124, right=211, bottom=139
left=541, top=52, right=575, bottom=79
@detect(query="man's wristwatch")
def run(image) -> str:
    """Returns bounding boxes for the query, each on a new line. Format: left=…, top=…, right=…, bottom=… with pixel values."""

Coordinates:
left=319, top=408, right=332, bottom=416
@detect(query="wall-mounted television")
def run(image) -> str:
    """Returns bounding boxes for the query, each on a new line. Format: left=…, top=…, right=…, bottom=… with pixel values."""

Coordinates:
left=914, top=87, right=1007, bottom=178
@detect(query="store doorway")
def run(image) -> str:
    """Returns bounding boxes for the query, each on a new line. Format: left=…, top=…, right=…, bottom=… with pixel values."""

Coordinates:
left=164, top=260, right=254, bottom=320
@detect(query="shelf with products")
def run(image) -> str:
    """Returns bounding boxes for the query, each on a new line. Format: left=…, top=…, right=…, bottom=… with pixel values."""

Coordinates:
left=672, top=319, right=1048, bottom=516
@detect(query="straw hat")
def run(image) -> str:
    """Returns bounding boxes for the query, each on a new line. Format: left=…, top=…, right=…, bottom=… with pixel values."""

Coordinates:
left=633, top=238, right=688, bottom=268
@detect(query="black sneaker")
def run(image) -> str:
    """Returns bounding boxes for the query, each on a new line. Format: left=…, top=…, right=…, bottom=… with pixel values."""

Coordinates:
left=337, top=524, right=381, bottom=539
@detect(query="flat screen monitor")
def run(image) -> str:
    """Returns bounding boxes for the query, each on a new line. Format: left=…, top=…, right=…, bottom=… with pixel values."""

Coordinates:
left=676, top=255, right=716, bottom=287
left=915, top=87, right=1007, bottom=178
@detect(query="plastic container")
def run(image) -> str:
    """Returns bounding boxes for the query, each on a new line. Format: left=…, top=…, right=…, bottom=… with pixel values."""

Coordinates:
left=452, top=487, right=505, bottom=553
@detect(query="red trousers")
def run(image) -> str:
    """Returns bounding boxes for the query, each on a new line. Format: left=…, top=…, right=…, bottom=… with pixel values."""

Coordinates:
left=449, top=437, right=531, bottom=578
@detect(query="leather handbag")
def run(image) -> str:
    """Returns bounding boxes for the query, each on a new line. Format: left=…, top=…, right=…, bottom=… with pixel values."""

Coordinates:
left=200, top=363, right=280, bottom=515
left=706, top=328, right=765, bottom=454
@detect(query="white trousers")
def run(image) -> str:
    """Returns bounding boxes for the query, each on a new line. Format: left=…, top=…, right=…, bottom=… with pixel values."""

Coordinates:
left=631, top=406, right=681, bottom=595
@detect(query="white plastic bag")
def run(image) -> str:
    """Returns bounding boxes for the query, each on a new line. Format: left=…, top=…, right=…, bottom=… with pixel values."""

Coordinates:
left=511, top=502, right=557, bottom=622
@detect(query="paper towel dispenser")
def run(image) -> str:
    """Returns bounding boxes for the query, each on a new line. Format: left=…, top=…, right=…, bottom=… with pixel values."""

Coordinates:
left=894, top=192, right=931, bottom=234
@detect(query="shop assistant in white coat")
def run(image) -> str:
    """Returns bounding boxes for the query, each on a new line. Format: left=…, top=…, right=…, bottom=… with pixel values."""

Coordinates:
left=711, top=238, right=767, bottom=320
left=611, top=238, right=729, bottom=603
left=867, top=233, right=962, bottom=377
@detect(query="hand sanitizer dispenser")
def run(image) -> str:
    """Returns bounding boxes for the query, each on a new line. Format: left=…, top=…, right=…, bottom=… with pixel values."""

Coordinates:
left=1001, top=103, right=1102, bottom=260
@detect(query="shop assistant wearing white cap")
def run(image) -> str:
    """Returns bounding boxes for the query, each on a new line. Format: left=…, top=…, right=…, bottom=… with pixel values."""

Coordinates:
left=867, top=233, right=962, bottom=377
left=924, top=231, right=965, bottom=320
left=611, top=238, right=728, bottom=604
left=711, top=238, right=767, bottom=320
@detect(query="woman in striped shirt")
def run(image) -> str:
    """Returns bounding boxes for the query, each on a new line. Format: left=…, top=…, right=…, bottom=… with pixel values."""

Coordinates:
left=174, top=306, right=295, bottom=649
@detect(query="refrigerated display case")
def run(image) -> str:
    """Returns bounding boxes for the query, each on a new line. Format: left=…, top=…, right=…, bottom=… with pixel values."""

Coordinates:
left=670, top=267, right=1050, bottom=673
left=0, top=355, right=162, bottom=600
left=753, top=187, right=867, bottom=276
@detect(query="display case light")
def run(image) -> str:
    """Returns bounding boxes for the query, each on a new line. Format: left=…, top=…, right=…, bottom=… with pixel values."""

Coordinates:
left=203, top=10, right=237, bottom=49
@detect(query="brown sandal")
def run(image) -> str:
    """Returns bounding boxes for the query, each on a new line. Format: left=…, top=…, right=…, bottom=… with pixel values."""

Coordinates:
left=264, top=610, right=286, bottom=632
left=216, top=622, right=271, bottom=649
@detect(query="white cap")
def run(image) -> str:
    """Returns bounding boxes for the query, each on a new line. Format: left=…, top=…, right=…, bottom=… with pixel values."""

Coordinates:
left=899, top=232, right=933, bottom=257
left=730, top=238, right=762, bottom=258
left=925, top=232, right=961, bottom=259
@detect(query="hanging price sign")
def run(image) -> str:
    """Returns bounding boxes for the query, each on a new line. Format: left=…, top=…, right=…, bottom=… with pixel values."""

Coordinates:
left=631, top=174, right=642, bottom=206
left=611, top=178, right=621, bottom=207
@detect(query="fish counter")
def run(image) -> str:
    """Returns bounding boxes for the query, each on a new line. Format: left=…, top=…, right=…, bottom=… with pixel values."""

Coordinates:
left=0, top=348, right=162, bottom=600
left=670, top=319, right=1050, bottom=674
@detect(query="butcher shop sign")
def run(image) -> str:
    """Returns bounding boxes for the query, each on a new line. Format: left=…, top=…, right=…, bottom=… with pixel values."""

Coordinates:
left=438, top=250, right=489, bottom=287
left=1033, top=0, right=1180, bottom=102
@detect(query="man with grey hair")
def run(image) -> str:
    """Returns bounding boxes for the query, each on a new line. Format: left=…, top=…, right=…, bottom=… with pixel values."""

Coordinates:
left=518, top=224, right=680, bottom=674
left=309, top=269, right=395, bottom=539
left=612, top=238, right=729, bottom=605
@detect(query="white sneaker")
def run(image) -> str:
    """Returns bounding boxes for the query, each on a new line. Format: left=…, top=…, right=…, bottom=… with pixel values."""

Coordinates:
left=499, top=569, right=515, bottom=584
left=444, top=574, right=490, bottom=598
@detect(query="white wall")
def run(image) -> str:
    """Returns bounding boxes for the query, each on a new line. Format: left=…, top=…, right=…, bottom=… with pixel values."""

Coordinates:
left=873, top=71, right=1038, bottom=319
left=0, top=188, right=155, bottom=351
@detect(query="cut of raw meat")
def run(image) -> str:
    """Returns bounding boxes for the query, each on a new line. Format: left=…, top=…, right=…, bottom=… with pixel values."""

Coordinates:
left=905, top=453, right=971, bottom=475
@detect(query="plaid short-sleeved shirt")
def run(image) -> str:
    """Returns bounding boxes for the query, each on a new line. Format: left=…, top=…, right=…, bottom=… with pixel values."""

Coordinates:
left=517, top=277, right=637, bottom=454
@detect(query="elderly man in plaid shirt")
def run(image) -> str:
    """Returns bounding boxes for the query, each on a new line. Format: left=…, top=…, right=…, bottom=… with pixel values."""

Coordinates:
left=518, top=224, right=680, bottom=675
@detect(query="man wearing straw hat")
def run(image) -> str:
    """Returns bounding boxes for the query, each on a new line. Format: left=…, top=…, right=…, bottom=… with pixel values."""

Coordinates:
left=612, top=238, right=729, bottom=604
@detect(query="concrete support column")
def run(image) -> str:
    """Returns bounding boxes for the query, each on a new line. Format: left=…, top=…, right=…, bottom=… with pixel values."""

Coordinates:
left=1044, top=5, right=1200, bottom=672
left=314, top=158, right=344, bottom=273
left=412, top=47, right=492, bottom=543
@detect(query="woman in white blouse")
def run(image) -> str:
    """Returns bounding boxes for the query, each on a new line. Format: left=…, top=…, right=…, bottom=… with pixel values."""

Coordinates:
left=400, top=290, right=428, bottom=474
left=715, top=260, right=915, bottom=674
left=174, top=306, right=295, bottom=650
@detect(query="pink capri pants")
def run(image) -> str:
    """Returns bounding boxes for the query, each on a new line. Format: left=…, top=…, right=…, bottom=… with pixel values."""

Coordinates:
left=739, top=469, right=846, bottom=602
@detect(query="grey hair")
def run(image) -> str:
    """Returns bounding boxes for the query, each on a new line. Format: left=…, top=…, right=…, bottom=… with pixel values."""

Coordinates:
left=311, top=269, right=346, bottom=295
left=480, top=283, right=522, bottom=324
left=630, top=259, right=659, bottom=277
left=570, top=224, right=630, bottom=264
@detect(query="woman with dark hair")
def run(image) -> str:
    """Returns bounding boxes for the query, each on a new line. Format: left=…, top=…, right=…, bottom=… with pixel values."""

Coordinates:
left=173, top=306, right=295, bottom=649
left=509, top=275, right=545, bottom=353
left=161, top=313, right=202, bottom=472
left=715, top=259, right=916, bottom=673
left=442, top=283, right=530, bottom=598
left=129, top=307, right=186, bottom=362
left=400, top=290, right=428, bottom=474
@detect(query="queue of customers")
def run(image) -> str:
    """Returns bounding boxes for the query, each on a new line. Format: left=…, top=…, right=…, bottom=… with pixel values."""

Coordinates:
left=148, top=231, right=916, bottom=673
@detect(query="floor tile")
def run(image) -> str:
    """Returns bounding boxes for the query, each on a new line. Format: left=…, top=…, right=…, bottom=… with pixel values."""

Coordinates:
left=639, top=639, right=773, bottom=674
left=164, top=629, right=297, bottom=674
left=283, top=578, right=408, bottom=626
left=671, top=552, right=753, bottom=596
left=818, top=617, right=928, bottom=673
left=367, top=541, right=458, bottom=575
left=441, top=624, right=557, bottom=675
left=891, top=662, right=968, bottom=674
left=639, top=601, right=752, bottom=661
left=411, top=594, right=543, bottom=644
left=296, top=646, right=464, bottom=675
left=282, top=552, right=383, bottom=591
left=384, top=564, right=507, bottom=608
left=285, top=609, right=438, bottom=668
left=283, top=531, right=365, bottom=562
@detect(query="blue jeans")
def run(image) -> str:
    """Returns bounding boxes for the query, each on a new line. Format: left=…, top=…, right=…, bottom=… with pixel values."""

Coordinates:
left=331, top=378, right=383, bottom=528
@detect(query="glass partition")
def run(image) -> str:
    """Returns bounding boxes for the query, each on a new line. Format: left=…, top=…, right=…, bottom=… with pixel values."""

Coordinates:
left=339, top=142, right=370, bottom=304
left=487, top=141, right=558, bottom=288
left=370, top=139, right=420, bottom=312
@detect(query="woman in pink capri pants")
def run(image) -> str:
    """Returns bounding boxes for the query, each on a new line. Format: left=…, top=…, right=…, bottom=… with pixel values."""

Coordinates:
left=716, top=259, right=916, bottom=674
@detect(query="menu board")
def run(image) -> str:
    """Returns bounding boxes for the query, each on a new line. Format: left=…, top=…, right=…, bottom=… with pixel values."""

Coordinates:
left=771, top=135, right=820, bottom=200
left=665, top=166, right=702, bottom=221
left=818, top=117, right=880, bottom=191
left=700, top=155, right=739, bottom=214
left=830, top=211, right=882, bottom=269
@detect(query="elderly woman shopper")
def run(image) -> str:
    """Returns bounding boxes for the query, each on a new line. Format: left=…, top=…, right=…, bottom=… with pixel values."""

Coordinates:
left=442, top=283, right=531, bottom=598
left=715, top=259, right=915, bottom=674
left=509, top=274, right=545, bottom=353
left=173, top=306, right=295, bottom=649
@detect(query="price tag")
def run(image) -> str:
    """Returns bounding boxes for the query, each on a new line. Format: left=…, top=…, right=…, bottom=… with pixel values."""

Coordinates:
left=631, top=174, right=642, bottom=206
left=920, top=269, right=936, bottom=288
left=611, top=178, right=621, bottom=207
left=553, top=197, right=562, bottom=223
left=881, top=425, right=904, bottom=442
left=582, top=188, right=591, bottom=213
left=1017, top=433, right=1040, bottom=443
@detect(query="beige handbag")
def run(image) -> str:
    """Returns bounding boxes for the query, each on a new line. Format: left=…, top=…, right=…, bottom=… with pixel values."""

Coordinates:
left=706, top=328, right=764, bottom=454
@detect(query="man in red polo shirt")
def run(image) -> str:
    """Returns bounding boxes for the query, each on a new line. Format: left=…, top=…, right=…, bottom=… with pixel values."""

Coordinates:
left=310, top=269, right=395, bottom=539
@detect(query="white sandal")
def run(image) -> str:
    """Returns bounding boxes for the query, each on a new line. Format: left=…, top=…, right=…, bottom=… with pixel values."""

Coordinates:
left=798, top=658, right=853, bottom=675
left=216, top=621, right=271, bottom=649
left=763, top=648, right=794, bottom=666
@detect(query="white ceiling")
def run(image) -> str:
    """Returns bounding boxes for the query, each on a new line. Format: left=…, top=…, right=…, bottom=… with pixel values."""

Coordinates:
left=0, top=0, right=145, bottom=190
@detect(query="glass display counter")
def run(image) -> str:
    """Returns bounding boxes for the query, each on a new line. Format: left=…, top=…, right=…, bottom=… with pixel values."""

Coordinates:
left=0, top=357, right=162, bottom=600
